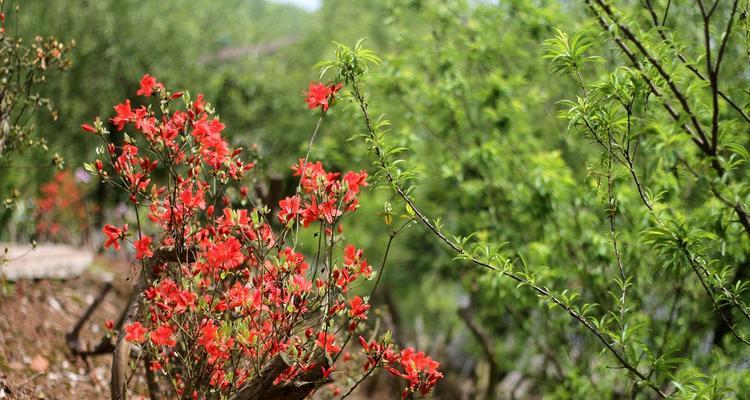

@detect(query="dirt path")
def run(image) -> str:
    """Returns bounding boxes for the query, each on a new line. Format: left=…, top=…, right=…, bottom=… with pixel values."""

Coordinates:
left=0, top=258, right=133, bottom=399
left=1, top=244, right=94, bottom=281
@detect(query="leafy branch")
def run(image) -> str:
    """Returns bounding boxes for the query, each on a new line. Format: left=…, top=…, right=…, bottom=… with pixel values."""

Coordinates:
left=321, top=40, right=669, bottom=399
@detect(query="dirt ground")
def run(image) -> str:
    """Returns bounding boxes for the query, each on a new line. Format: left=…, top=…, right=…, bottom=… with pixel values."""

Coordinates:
left=0, top=257, right=134, bottom=399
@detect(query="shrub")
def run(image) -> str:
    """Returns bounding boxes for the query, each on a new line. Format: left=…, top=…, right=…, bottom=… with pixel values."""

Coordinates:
left=84, top=74, right=441, bottom=399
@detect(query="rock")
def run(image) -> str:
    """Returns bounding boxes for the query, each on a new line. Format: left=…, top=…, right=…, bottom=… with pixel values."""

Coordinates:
left=30, top=355, right=49, bottom=373
left=0, top=243, right=93, bottom=280
left=8, top=361, right=24, bottom=371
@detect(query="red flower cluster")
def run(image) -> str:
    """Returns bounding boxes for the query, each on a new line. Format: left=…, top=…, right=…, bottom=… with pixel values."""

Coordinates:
left=35, top=171, right=88, bottom=242
left=136, top=73, right=164, bottom=97
left=359, top=337, right=443, bottom=399
left=125, top=321, right=147, bottom=343
left=85, top=75, right=441, bottom=398
left=305, top=81, right=343, bottom=111
left=286, top=159, right=368, bottom=228
left=103, top=223, right=128, bottom=250
left=134, top=236, right=153, bottom=260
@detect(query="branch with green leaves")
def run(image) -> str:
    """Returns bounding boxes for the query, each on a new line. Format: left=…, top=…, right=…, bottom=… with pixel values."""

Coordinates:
left=319, top=39, right=669, bottom=399
left=545, top=20, right=750, bottom=348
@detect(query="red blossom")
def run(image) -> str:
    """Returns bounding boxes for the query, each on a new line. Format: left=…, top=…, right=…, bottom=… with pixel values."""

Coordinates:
left=134, top=236, right=153, bottom=260
left=193, top=93, right=206, bottom=114
left=316, top=332, right=341, bottom=355
left=81, top=123, right=96, bottom=134
left=305, top=82, right=342, bottom=111
left=291, top=274, right=312, bottom=294
left=198, top=322, right=218, bottom=349
left=321, top=365, right=335, bottom=379
left=137, top=74, right=163, bottom=97
left=348, top=296, right=370, bottom=320
left=150, top=325, right=176, bottom=347
left=226, top=283, right=250, bottom=308
left=124, top=322, right=147, bottom=343
left=387, top=348, right=444, bottom=398
left=111, top=99, right=133, bottom=131
left=343, top=245, right=372, bottom=278
left=278, top=195, right=301, bottom=224
left=103, top=224, right=128, bottom=250
left=207, top=237, right=244, bottom=270
left=343, top=170, right=368, bottom=193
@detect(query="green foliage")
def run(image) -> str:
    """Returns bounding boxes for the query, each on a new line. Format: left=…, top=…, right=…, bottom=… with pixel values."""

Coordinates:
left=0, top=0, right=72, bottom=164
left=544, top=28, right=602, bottom=76
left=317, top=0, right=750, bottom=398
left=4, top=0, right=750, bottom=398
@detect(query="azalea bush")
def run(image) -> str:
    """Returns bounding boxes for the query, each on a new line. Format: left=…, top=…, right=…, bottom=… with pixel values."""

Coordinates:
left=84, top=74, right=441, bottom=399
left=34, top=170, right=89, bottom=243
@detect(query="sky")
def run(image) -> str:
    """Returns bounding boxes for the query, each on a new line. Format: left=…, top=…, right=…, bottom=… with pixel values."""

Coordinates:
left=270, top=0, right=321, bottom=11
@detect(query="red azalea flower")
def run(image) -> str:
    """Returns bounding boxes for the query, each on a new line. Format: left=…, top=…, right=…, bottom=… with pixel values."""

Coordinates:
left=316, top=332, right=341, bottom=354
left=291, top=274, right=312, bottom=294
left=343, top=170, right=368, bottom=193
left=134, top=236, right=153, bottom=260
left=150, top=325, right=176, bottom=347
left=137, top=74, right=162, bottom=97
left=348, top=296, right=370, bottom=320
left=111, top=100, right=133, bottom=131
left=149, top=360, right=163, bottom=371
left=278, top=195, right=301, bottom=224
left=198, top=322, right=218, bottom=348
left=305, top=82, right=343, bottom=111
left=358, top=336, right=370, bottom=351
left=124, top=321, right=147, bottom=343
left=207, top=237, right=244, bottom=270
left=319, top=199, right=343, bottom=224
left=193, top=93, right=206, bottom=114
left=343, top=244, right=364, bottom=266
left=81, top=123, right=97, bottom=134
left=321, top=365, right=335, bottom=379
left=103, top=223, right=128, bottom=250
left=389, top=348, right=443, bottom=398
left=226, top=283, right=250, bottom=308
left=179, top=186, right=206, bottom=210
